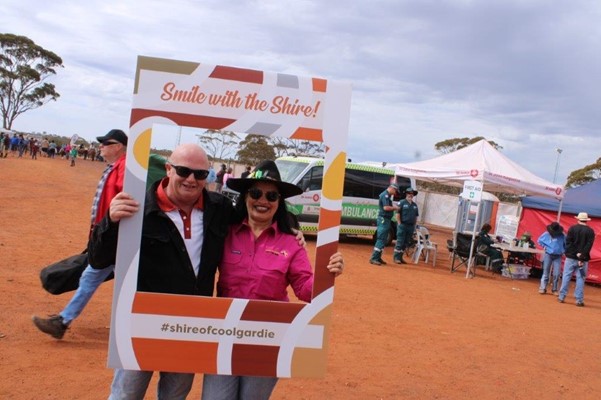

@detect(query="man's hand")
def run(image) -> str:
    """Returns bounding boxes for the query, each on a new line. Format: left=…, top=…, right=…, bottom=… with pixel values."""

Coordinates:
left=292, top=229, right=306, bottom=247
left=109, top=192, right=139, bottom=223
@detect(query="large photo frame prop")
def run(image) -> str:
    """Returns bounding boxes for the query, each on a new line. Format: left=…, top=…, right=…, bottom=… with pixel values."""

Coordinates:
left=109, top=56, right=351, bottom=378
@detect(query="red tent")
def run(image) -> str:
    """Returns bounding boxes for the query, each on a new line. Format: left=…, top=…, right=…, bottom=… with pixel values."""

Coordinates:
left=518, top=209, right=601, bottom=284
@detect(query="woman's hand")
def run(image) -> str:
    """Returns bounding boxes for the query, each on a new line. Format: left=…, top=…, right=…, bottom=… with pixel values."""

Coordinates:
left=327, top=252, right=344, bottom=277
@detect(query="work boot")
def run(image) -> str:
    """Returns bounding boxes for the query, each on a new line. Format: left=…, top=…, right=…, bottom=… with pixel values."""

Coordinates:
left=378, top=258, right=387, bottom=265
left=32, top=315, right=68, bottom=339
left=369, top=259, right=382, bottom=266
left=393, top=253, right=406, bottom=264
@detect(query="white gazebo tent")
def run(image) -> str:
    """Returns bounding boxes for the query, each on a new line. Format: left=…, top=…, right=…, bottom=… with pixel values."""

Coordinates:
left=392, top=140, right=564, bottom=277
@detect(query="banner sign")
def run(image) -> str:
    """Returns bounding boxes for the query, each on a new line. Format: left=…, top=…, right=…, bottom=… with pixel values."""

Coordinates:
left=461, top=180, right=483, bottom=202
left=109, top=56, right=352, bottom=377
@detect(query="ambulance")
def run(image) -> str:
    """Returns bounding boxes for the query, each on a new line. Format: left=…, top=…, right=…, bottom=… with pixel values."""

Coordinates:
left=242, top=156, right=416, bottom=244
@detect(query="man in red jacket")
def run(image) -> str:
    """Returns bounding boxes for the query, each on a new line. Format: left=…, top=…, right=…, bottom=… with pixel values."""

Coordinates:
left=32, top=129, right=128, bottom=339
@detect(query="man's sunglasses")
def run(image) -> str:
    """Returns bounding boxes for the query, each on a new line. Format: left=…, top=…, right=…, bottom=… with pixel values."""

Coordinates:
left=168, top=163, right=210, bottom=180
left=248, top=188, right=280, bottom=202
left=101, top=141, right=120, bottom=146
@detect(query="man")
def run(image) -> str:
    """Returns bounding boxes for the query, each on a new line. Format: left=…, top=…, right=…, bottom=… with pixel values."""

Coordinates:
left=369, top=183, right=400, bottom=265
left=215, top=163, right=227, bottom=192
left=32, top=129, right=128, bottom=339
left=88, top=143, right=236, bottom=400
left=558, top=212, right=595, bottom=307
left=393, top=187, right=419, bottom=264
left=241, top=165, right=252, bottom=179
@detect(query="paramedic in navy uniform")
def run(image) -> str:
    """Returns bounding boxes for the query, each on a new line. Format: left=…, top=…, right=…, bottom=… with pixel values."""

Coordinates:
left=393, top=187, right=419, bottom=264
left=369, top=183, right=400, bottom=265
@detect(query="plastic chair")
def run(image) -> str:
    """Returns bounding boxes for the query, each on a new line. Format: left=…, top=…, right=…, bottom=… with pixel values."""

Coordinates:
left=412, top=226, right=438, bottom=266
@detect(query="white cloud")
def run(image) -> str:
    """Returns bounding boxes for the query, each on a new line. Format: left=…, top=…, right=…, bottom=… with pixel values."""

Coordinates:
left=1, top=0, right=599, bottom=185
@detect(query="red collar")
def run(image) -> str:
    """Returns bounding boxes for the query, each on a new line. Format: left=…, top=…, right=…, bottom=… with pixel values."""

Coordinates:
left=156, top=177, right=204, bottom=212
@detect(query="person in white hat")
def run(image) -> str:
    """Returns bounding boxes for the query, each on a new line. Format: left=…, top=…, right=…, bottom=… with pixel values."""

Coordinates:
left=558, top=212, right=595, bottom=306
left=393, top=187, right=419, bottom=264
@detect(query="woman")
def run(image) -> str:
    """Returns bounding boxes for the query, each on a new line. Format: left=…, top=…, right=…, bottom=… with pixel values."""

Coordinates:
left=201, top=160, right=343, bottom=400
left=537, top=222, right=565, bottom=294
left=477, top=223, right=504, bottom=273
left=223, top=166, right=234, bottom=188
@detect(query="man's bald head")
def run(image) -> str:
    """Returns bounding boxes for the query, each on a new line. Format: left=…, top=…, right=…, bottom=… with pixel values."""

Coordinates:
left=168, top=143, right=210, bottom=170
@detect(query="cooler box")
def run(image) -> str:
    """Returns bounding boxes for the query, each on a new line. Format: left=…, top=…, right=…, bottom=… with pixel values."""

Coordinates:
left=502, top=264, right=531, bottom=279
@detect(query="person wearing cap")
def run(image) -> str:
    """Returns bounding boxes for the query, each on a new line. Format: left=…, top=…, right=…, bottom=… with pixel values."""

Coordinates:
left=558, top=212, right=595, bottom=306
left=32, top=129, right=128, bottom=340
left=393, top=187, right=419, bottom=264
left=201, top=160, right=344, bottom=400
left=369, top=183, right=400, bottom=265
left=537, top=222, right=566, bottom=295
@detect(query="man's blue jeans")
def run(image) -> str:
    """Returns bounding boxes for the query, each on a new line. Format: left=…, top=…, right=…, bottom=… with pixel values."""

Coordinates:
left=109, top=369, right=194, bottom=400
left=539, top=253, right=562, bottom=292
left=59, top=264, right=114, bottom=324
left=558, top=257, right=588, bottom=302
left=202, top=374, right=278, bottom=400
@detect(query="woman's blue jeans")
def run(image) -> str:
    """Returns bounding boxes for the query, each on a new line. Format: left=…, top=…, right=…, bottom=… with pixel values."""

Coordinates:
left=539, top=253, right=562, bottom=292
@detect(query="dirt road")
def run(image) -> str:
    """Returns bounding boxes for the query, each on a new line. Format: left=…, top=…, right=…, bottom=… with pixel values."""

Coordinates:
left=1, top=155, right=599, bottom=399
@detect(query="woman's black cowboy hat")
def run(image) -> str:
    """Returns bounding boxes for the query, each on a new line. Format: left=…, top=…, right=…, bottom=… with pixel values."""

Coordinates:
left=226, top=160, right=303, bottom=199
left=547, top=221, right=564, bottom=236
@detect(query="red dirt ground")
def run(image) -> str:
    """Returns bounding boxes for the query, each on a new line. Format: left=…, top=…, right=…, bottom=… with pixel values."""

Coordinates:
left=1, top=155, right=600, bottom=399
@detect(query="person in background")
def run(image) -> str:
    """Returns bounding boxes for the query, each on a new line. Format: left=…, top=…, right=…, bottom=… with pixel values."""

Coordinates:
left=30, top=138, right=40, bottom=160
left=207, top=163, right=217, bottom=190
left=48, top=140, right=57, bottom=158
left=69, top=143, right=78, bottom=166
left=508, top=231, right=536, bottom=264
left=223, top=166, right=234, bottom=188
left=393, top=187, right=419, bottom=264
left=477, top=223, right=505, bottom=273
left=9, top=133, right=19, bottom=156
left=40, top=137, right=50, bottom=157
left=17, top=134, right=28, bottom=158
left=32, top=129, right=128, bottom=339
left=2, top=133, right=9, bottom=158
left=369, top=183, right=400, bottom=266
left=0, top=132, right=6, bottom=158
left=201, top=160, right=344, bottom=400
left=558, top=212, right=595, bottom=307
left=240, top=165, right=252, bottom=179
left=215, top=163, right=227, bottom=193
left=537, top=222, right=566, bottom=295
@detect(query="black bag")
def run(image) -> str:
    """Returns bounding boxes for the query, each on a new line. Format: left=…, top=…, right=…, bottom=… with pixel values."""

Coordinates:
left=39, top=251, right=114, bottom=295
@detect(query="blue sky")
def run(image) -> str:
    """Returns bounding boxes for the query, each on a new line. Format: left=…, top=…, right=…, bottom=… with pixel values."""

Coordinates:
left=1, top=0, right=600, bottom=185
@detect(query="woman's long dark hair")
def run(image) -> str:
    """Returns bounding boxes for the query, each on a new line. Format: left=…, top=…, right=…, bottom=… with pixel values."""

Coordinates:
left=234, top=187, right=298, bottom=234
